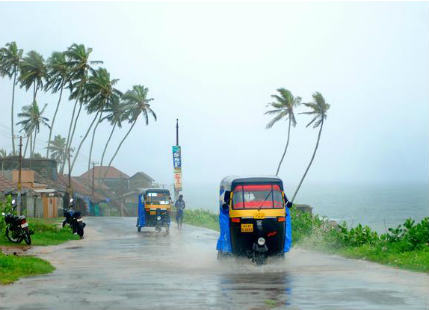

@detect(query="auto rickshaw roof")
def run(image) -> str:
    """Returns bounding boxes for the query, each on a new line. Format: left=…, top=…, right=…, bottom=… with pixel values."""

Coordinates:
left=141, top=188, right=171, bottom=195
left=220, top=175, right=284, bottom=191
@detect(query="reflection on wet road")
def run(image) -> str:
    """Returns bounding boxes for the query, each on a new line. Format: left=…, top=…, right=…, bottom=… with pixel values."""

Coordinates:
left=1, top=217, right=428, bottom=310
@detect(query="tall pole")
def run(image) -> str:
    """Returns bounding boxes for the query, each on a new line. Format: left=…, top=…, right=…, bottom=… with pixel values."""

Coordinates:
left=17, top=136, right=22, bottom=215
left=67, top=148, right=72, bottom=196
left=91, top=162, right=96, bottom=199
left=176, top=118, right=179, bottom=146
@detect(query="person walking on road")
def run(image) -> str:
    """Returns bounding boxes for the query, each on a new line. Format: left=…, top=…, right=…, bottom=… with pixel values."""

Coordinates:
left=175, top=194, right=185, bottom=230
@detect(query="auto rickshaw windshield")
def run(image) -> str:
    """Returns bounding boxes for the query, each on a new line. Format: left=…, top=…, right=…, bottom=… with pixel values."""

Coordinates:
left=232, top=184, right=283, bottom=209
left=146, top=192, right=170, bottom=204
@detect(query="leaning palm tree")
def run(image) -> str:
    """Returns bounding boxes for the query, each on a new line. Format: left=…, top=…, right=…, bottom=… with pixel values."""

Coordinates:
left=64, top=43, right=102, bottom=165
left=265, top=88, right=301, bottom=176
left=84, top=68, right=121, bottom=173
left=17, top=102, right=50, bottom=158
left=291, top=92, right=330, bottom=202
left=70, top=68, right=121, bottom=173
left=0, top=42, right=23, bottom=155
left=45, top=51, right=71, bottom=158
left=47, top=135, right=73, bottom=172
left=105, top=85, right=156, bottom=177
left=19, top=51, right=46, bottom=104
left=99, top=96, right=126, bottom=166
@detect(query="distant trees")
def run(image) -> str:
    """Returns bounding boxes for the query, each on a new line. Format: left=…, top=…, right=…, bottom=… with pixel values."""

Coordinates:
left=265, top=89, right=330, bottom=203
left=0, top=41, right=157, bottom=177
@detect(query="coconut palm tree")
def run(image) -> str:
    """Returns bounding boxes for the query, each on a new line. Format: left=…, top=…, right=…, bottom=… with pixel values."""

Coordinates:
left=45, top=51, right=71, bottom=158
left=0, top=42, right=23, bottom=155
left=17, top=102, right=50, bottom=158
left=291, top=92, right=330, bottom=202
left=85, top=68, right=121, bottom=173
left=19, top=51, right=46, bottom=104
left=64, top=43, right=102, bottom=164
left=100, top=97, right=126, bottom=166
left=105, top=85, right=156, bottom=177
left=70, top=68, right=121, bottom=173
left=265, top=88, right=301, bottom=176
left=47, top=135, right=73, bottom=172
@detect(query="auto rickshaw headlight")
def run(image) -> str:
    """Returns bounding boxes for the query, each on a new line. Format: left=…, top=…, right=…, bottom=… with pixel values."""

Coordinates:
left=157, top=216, right=161, bottom=220
left=257, top=237, right=266, bottom=246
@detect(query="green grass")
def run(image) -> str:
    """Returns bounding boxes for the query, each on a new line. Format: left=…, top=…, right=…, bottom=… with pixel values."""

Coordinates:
left=183, top=209, right=219, bottom=231
left=0, top=218, right=79, bottom=246
left=0, top=252, right=55, bottom=284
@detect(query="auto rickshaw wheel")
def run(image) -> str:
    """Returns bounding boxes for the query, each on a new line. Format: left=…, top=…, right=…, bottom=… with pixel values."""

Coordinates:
left=137, top=226, right=141, bottom=232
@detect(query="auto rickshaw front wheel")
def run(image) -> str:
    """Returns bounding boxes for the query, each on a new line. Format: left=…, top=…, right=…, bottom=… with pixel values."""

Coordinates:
left=137, top=226, right=141, bottom=232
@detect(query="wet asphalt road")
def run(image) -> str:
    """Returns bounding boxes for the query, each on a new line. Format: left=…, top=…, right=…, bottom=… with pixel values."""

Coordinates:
left=1, top=217, right=428, bottom=310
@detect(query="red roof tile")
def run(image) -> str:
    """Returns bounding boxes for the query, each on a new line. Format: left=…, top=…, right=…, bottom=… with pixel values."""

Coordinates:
left=79, top=166, right=129, bottom=179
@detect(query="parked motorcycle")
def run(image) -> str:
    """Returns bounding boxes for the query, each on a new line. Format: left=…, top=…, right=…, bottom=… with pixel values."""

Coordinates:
left=2, top=200, right=33, bottom=245
left=62, top=199, right=85, bottom=239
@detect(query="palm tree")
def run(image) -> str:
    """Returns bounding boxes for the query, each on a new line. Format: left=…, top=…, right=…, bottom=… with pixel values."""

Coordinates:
left=45, top=51, right=70, bottom=158
left=64, top=43, right=102, bottom=168
left=265, top=88, right=301, bottom=176
left=17, top=102, right=50, bottom=158
left=70, top=68, right=121, bottom=173
left=19, top=51, right=46, bottom=104
left=84, top=68, right=121, bottom=173
left=105, top=85, right=156, bottom=177
left=0, top=42, right=23, bottom=155
left=291, top=92, right=330, bottom=202
left=100, top=97, right=126, bottom=166
left=47, top=135, right=73, bottom=172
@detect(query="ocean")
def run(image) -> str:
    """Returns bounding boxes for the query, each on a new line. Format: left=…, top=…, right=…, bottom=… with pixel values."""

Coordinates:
left=182, top=182, right=429, bottom=233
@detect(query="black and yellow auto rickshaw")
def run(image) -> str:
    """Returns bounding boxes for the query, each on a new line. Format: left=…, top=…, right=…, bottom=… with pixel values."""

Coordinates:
left=137, top=188, right=172, bottom=233
left=216, top=176, right=292, bottom=265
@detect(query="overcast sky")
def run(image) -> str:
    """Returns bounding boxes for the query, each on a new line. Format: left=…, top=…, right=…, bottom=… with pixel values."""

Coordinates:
left=0, top=1, right=428, bottom=189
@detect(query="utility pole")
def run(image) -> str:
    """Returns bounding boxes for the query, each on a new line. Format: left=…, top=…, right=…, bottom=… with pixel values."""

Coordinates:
left=67, top=148, right=72, bottom=197
left=91, top=161, right=97, bottom=199
left=176, top=118, right=179, bottom=146
left=17, top=136, right=22, bottom=215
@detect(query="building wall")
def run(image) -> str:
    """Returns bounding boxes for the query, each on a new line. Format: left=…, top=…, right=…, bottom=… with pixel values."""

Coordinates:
left=0, top=157, right=57, bottom=180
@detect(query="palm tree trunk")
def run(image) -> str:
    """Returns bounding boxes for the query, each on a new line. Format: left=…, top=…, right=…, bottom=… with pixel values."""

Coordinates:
left=62, top=99, right=79, bottom=172
left=87, top=112, right=103, bottom=176
left=275, top=117, right=292, bottom=176
left=46, top=84, right=64, bottom=158
left=32, top=131, right=37, bottom=155
left=23, top=135, right=30, bottom=158
left=100, top=123, right=116, bottom=166
left=105, top=120, right=137, bottom=179
left=291, top=121, right=324, bottom=203
left=10, top=69, right=17, bottom=155
left=29, top=132, right=33, bottom=158
left=70, top=112, right=100, bottom=173
left=68, top=102, right=83, bottom=151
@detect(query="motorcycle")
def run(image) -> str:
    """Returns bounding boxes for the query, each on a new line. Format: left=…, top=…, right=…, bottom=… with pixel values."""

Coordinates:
left=62, top=199, right=85, bottom=239
left=155, top=208, right=170, bottom=233
left=2, top=200, right=33, bottom=245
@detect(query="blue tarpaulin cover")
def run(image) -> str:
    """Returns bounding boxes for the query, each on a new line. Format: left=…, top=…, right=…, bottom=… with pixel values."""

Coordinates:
left=284, top=208, right=292, bottom=252
left=137, top=194, right=146, bottom=227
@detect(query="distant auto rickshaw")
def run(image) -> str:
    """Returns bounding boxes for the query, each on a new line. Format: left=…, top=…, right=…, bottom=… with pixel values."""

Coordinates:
left=216, top=176, right=292, bottom=265
left=137, top=188, right=172, bottom=233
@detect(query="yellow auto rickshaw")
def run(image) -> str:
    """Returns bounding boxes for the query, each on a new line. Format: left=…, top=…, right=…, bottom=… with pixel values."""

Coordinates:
left=216, top=176, right=292, bottom=265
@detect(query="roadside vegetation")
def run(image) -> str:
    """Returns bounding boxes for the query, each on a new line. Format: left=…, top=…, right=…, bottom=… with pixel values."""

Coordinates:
left=0, top=252, right=54, bottom=284
left=291, top=208, right=429, bottom=272
left=183, top=208, right=429, bottom=272
left=0, top=198, right=78, bottom=284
